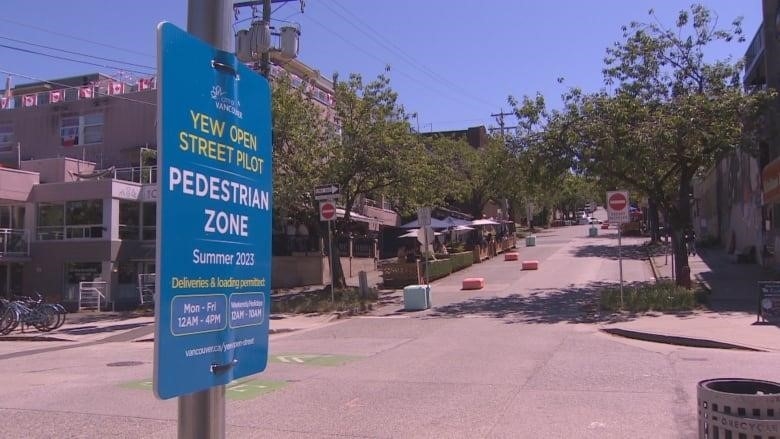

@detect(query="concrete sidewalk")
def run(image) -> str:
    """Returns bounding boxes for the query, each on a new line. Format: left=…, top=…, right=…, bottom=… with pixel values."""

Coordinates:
left=601, top=244, right=780, bottom=352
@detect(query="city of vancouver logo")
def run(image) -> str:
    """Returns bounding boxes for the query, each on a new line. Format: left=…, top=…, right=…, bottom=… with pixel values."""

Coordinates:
left=210, top=85, right=243, bottom=119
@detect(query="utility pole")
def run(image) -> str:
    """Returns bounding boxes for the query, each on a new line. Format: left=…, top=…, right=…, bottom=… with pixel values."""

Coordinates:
left=261, top=0, right=272, bottom=77
left=490, top=108, right=514, bottom=137
left=181, top=2, right=233, bottom=439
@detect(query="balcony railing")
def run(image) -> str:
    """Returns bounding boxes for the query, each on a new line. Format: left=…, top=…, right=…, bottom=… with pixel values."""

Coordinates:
left=113, top=166, right=157, bottom=184
left=0, top=228, right=30, bottom=256
left=745, top=24, right=764, bottom=79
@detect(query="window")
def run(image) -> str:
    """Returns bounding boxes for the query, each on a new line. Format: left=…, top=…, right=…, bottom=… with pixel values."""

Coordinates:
left=37, top=203, right=64, bottom=240
left=0, top=205, right=25, bottom=229
left=0, top=121, right=13, bottom=152
left=119, top=201, right=140, bottom=240
left=37, top=200, right=103, bottom=240
left=65, top=200, right=103, bottom=238
left=60, top=112, right=104, bottom=147
left=142, top=202, right=156, bottom=240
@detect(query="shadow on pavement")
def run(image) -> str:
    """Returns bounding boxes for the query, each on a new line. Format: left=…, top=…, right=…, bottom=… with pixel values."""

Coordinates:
left=58, top=322, right=151, bottom=335
left=693, top=247, right=780, bottom=315
left=427, top=281, right=651, bottom=325
left=64, top=310, right=154, bottom=325
left=572, top=241, right=664, bottom=261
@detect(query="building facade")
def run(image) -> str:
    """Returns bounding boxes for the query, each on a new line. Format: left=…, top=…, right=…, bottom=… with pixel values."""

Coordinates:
left=0, top=60, right=399, bottom=308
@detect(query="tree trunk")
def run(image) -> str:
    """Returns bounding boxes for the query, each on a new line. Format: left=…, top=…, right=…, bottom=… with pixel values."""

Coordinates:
left=318, top=214, right=348, bottom=290
left=648, top=197, right=660, bottom=243
left=672, top=169, right=694, bottom=288
left=330, top=228, right=348, bottom=289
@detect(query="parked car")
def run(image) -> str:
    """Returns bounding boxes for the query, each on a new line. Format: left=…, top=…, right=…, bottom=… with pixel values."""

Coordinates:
left=587, top=217, right=602, bottom=224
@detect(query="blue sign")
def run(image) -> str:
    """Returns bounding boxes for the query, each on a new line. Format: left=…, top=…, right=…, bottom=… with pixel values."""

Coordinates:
left=154, top=22, right=272, bottom=400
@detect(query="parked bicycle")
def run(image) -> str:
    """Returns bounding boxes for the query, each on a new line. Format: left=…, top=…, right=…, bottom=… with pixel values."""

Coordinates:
left=0, top=292, right=67, bottom=335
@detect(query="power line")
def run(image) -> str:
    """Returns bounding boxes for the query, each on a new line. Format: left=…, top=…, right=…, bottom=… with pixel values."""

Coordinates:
left=300, top=13, right=487, bottom=111
left=0, top=43, right=154, bottom=76
left=0, top=17, right=154, bottom=59
left=323, top=1, right=495, bottom=109
left=0, top=35, right=155, bottom=71
left=0, top=69, right=156, bottom=107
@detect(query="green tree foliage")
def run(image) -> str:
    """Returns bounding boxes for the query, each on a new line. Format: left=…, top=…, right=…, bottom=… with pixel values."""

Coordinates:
left=271, top=74, right=333, bottom=224
left=327, top=70, right=438, bottom=288
left=599, top=4, right=772, bottom=284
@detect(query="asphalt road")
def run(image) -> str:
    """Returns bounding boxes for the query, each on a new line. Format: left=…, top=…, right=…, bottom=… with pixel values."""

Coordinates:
left=2, top=219, right=779, bottom=438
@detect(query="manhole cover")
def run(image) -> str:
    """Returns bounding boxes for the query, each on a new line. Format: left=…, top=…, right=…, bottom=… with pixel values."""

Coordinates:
left=107, top=361, right=144, bottom=367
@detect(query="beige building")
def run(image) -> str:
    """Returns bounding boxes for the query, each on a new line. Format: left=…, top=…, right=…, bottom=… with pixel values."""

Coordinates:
left=0, top=63, right=397, bottom=309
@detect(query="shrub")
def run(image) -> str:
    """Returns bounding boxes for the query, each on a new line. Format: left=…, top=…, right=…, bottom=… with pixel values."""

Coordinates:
left=272, top=287, right=378, bottom=314
left=600, top=281, right=698, bottom=312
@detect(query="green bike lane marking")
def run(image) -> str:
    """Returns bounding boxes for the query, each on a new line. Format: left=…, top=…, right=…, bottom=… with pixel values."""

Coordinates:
left=121, top=378, right=287, bottom=400
left=269, top=353, right=362, bottom=366
left=120, top=354, right=360, bottom=399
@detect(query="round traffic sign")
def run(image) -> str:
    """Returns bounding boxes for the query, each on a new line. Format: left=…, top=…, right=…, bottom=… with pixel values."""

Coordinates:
left=608, top=192, right=627, bottom=211
left=320, top=201, right=336, bottom=221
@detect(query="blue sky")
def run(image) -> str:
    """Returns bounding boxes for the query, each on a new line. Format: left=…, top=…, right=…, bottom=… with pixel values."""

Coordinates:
left=0, top=1, right=763, bottom=131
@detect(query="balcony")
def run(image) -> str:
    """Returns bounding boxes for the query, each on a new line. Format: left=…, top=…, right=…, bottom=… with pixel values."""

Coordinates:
left=744, top=24, right=765, bottom=88
left=113, top=166, right=157, bottom=184
left=0, top=228, right=30, bottom=257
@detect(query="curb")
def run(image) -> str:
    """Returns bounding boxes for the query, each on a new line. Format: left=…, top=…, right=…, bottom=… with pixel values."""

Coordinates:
left=600, top=327, right=765, bottom=352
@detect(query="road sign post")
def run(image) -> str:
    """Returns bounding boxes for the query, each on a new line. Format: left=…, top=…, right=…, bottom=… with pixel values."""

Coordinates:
left=155, top=20, right=272, bottom=437
left=606, top=190, right=630, bottom=308
left=319, top=200, right=337, bottom=302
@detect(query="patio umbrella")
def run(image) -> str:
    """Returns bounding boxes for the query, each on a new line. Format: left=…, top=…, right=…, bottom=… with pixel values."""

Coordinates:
left=470, top=218, right=500, bottom=226
left=452, top=225, right=475, bottom=231
left=400, top=217, right=452, bottom=229
left=399, top=229, right=441, bottom=238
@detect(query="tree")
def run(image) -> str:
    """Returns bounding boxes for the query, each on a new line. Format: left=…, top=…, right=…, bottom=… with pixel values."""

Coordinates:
left=327, top=70, right=438, bottom=288
left=271, top=74, right=333, bottom=227
left=600, top=4, right=772, bottom=285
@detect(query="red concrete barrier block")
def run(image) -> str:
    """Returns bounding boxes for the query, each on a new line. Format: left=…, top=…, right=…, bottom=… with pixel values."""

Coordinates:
left=521, top=260, right=539, bottom=270
left=504, top=252, right=519, bottom=261
left=601, top=223, right=609, bottom=229
left=462, top=277, right=485, bottom=290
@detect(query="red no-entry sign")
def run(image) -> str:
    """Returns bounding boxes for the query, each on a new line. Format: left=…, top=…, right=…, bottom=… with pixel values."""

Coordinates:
left=608, top=192, right=627, bottom=211
left=320, top=201, right=336, bottom=221
left=606, top=190, right=630, bottom=224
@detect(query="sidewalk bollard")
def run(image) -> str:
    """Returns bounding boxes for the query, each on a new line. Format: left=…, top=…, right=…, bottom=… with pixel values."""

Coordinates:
left=589, top=226, right=598, bottom=237
left=525, top=236, right=536, bottom=247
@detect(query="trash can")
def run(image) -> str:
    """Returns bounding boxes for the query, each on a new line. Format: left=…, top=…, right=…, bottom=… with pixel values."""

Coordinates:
left=525, top=236, right=536, bottom=247
left=698, top=378, right=780, bottom=438
left=588, top=226, right=598, bottom=237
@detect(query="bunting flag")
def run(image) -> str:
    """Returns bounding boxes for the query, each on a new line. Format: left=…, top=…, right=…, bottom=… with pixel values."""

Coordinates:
left=108, top=81, right=125, bottom=95
left=2, top=75, right=12, bottom=109
left=78, top=86, right=93, bottom=99
left=50, top=89, right=64, bottom=103
left=22, top=94, right=37, bottom=107
left=138, top=77, right=152, bottom=90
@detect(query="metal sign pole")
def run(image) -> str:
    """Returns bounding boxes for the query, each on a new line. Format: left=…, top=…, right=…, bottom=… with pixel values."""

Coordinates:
left=178, top=386, right=225, bottom=439
left=328, top=219, right=334, bottom=302
left=618, top=227, right=624, bottom=309
left=424, top=227, right=430, bottom=285
left=180, top=2, right=232, bottom=437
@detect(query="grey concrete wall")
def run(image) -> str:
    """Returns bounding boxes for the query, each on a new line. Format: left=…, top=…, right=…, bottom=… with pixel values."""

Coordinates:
left=272, top=256, right=324, bottom=288
left=0, top=168, right=38, bottom=201
left=0, top=90, right=156, bottom=168
left=25, top=240, right=119, bottom=303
